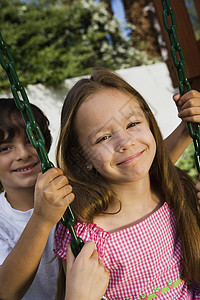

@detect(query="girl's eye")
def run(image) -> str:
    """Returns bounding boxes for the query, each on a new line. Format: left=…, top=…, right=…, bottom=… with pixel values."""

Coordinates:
left=96, top=135, right=111, bottom=143
left=127, top=122, right=140, bottom=129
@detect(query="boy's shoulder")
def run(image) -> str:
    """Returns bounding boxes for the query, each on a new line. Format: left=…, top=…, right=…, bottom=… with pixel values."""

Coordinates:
left=0, top=191, right=33, bottom=234
left=0, top=191, right=8, bottom=216
left=0, top=191, right=33, bottom=215
left=0, top=191, right=34, bottom=264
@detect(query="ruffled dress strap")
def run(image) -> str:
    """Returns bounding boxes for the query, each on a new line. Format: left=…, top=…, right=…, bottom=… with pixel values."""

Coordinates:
left=54, top=221, right=110, bottom=260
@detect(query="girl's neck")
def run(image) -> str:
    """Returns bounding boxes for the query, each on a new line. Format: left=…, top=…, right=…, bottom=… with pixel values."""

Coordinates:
left=94, top=176, right=163, bottom=232
left=5, top=187, right=35, bottom=211
left=110, top=175, right=159, bottom=208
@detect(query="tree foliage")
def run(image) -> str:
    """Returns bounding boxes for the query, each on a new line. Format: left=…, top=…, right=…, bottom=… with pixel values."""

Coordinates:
left=120, top=0, right=162, bottom=57
left=185, top=0, right=200, bottom=40
left=176, top=143, right=198, bottom=182
left=0, top=0, right=157, bottom=90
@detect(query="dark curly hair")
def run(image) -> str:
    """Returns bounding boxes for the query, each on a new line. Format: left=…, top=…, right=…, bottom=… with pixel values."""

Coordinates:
left=0, top=98, right=52, bottom=191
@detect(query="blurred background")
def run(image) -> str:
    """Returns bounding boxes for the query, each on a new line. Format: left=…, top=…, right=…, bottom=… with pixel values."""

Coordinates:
left=0, top=0, right=200, bottom=179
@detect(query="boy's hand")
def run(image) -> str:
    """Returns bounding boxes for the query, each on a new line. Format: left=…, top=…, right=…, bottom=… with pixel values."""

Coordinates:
left=34, top=168, right=74, bottom=226
left=173, top=90, right=200, bottom=123
left=65, top=241, right=109, bottom=300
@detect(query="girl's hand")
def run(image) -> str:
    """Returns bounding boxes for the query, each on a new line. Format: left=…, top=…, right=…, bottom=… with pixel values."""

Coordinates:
left=65, top=241, right=109, bottom=300
left=34, top=168, right=74, bottom=226
left=173, top=90, right=200, bottom=123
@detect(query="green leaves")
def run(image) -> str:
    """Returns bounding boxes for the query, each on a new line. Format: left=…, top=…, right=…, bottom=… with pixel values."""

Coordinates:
left=0, top=0, right=156, bottom=90
left=176, top=143, right=198, bottom=182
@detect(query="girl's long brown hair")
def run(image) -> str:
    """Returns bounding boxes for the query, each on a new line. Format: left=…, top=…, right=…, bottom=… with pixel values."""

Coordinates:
left=56, top=70, right=200, bottom=298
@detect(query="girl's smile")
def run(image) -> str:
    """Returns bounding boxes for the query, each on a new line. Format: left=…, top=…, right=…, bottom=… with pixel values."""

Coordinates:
left=116, top=150, right=145, bottom=166
left=74, top=88, right=156, bottom=185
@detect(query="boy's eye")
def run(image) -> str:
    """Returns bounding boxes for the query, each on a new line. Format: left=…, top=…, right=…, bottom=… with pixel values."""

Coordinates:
left=24, top=137, right=33, bottom=147
left=96, top=135, right=111, bottom=143
left=0, top=146, right=11, bottom=153
left=26, top=139, right=32, bottom=145
left=127, top=122, right=140, bottom=129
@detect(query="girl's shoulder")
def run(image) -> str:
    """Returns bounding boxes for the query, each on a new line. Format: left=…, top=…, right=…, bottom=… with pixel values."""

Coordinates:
left=54, top=202, right=175, bottom=260
left=54, top=221, right=110, bottom=260
left=56, top=221, right=110, bottom=241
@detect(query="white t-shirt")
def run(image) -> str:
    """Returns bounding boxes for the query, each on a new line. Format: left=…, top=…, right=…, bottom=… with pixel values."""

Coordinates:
left=0, top=191, right=58, bottom=300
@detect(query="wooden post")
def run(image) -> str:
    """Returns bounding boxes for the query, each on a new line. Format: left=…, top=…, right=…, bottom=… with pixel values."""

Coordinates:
left=193, top=0, right=200, bottom=22
left=153, top=0, right=200, bottom=90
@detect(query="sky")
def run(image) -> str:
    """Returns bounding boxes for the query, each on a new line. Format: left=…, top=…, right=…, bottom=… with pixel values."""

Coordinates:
left=94, top=0, right=130, bottom=36
left=110, top=0, right=126, bottom=22
left=94, top=0, right=125, bottom=21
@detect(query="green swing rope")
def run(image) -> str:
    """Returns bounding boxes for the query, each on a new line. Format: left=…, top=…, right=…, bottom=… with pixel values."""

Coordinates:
left=0, top=32, right=84, bottom=258
left=161, top=0, right=200, bottom=172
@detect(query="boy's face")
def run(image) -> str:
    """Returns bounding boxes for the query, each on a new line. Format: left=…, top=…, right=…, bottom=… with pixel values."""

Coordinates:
left=0, top=130, right=41, bottom=192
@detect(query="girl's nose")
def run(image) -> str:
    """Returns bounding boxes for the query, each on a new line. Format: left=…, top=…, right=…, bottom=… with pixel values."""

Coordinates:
left=115, top=130, right=135, bottom=152
left=15, top=144, right=31, bottom=160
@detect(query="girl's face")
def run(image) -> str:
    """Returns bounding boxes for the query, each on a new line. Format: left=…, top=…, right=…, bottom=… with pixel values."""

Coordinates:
left=0, top=129, right=41, bottom=192
left=74, top=88, right=156, bottom=185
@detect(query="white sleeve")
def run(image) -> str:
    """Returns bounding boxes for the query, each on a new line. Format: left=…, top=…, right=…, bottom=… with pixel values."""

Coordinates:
left=0, top=193, right=31, bottom=266
left=0, top=234, right=13, bottom=265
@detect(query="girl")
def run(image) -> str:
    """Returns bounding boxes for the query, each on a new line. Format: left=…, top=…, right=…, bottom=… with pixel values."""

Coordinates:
left=54, top=69, right=200, bottom=299
left=0, top=98, right=108, bottom=300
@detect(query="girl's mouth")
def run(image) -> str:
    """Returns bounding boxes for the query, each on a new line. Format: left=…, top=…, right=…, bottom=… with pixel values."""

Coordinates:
left=117, top=151, right=144, bottom=165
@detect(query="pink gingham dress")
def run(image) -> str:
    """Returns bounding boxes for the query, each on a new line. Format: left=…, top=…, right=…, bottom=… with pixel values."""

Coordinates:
left=54, top=202, right=200, bottom=299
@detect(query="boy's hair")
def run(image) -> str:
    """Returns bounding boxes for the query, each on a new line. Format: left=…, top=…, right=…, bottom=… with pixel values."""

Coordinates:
left=56, top=69, right=200, bottom=285
left=0, top=98, right=52, bottom=191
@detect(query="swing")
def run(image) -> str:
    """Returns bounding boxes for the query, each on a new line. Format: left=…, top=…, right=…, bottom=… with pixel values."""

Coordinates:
left=0, top=1, right=199, bottom=299
left=160, top=0, right=200, bottom=172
